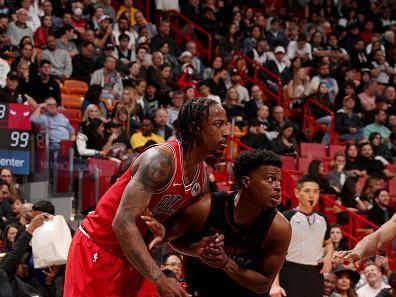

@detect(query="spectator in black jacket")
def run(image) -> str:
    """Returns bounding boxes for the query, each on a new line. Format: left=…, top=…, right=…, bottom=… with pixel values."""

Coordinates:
left=30, top=60, right=61, bottom=105
left=368, top=189, right=395, bottom=227
left=154, top=108, right=173, bottom=141
left=335, top=95, right=364, bottom=143
left=71, top=41, right=97, bottom=84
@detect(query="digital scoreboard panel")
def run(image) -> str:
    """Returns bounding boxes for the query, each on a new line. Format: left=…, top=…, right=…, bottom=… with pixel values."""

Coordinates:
left=0, top=103, right=32, bottom=175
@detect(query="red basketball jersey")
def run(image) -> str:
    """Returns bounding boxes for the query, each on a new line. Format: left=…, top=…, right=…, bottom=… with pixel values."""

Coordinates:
left=83, top=139, right=207, bottom=256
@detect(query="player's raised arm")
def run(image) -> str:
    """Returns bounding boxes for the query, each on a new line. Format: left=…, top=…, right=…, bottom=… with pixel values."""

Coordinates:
left=112, top=146, right=188, bottom=297
left=336, top=213, right=396, bottom=262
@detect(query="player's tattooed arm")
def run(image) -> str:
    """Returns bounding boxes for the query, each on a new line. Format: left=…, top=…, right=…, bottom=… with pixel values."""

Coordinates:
left=113, top=146, right=174, bottom=282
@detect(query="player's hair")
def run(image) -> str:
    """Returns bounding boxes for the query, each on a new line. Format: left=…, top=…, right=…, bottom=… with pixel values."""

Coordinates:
left=233, top=150, right=282, bottom=183
left=296, top=175, right=320, bottom=190
left=176, top=98, right=219, bottom=150
left=32, top=200, right=55, bottom=215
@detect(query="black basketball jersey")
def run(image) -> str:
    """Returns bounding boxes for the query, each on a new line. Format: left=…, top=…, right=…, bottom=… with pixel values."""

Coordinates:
left=184, top=191, right=278, bottom=297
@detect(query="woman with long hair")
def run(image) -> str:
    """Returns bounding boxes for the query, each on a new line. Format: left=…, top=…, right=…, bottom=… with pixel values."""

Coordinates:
left=345, top=144, right=367, bottom=177
left=311, top=82, right=334, bottom=144
left=368, top=132, right=392, bottom=163
left=360, top=176, right=381, bottom=209
left=272, top=123, right=298, bottom=156
left=0, top=168, right=21, bottom=199
left=34, top=14, right=53, bottom=48
left=203, top=56, right=224, bottom=80
left=82, top=84, right=103, bottom=114
left=333, top=266, right=359, bottom=297
left=307, top=159, right=337, bottom=194
left=223, top=87, right=244, bottom=121
left=287, top=67, right=310, bottom=110
left=218, top=22, right=241, bottom=60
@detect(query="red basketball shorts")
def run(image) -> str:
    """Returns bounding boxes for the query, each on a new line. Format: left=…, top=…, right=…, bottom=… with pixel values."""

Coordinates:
left=64, top=228, right=145, bottom=297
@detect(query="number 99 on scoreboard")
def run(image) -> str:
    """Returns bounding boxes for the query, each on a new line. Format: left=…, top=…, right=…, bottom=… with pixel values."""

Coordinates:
left=0, top=103, right=32, bottom=175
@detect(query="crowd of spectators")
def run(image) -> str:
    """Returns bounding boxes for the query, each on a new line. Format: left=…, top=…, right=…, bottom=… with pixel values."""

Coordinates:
left=0, top=0, right=395, bottom=296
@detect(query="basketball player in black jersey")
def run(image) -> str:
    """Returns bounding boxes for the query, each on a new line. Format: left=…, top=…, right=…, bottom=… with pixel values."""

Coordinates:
left=144, top=150, right=292, bottom=297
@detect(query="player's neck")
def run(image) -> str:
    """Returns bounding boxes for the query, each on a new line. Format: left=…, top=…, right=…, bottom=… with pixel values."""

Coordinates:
left=233, top=191, right=261, bottom=225
left=183, top=144, right=207, bottom=166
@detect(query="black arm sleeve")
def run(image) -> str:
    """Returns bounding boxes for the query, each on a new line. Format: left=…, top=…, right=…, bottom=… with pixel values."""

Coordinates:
left=0, top=230, right=32, bottom=277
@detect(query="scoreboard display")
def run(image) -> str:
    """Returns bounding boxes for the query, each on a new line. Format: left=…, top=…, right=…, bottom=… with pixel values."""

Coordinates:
left=0, top=103, right=32, bottom=175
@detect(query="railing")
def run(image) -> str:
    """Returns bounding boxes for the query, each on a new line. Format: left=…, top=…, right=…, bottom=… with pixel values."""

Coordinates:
left=160, top=10, right=213, bottom=63
left=321, top=195, right=395, bottom=268
left=230, top=51, right=283, bottom=106
left=303, top=98, right=336, bottom=144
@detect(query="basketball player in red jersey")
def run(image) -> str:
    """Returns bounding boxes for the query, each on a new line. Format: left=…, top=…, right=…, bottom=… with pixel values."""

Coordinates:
left=64, top=98, right=229, bottom=297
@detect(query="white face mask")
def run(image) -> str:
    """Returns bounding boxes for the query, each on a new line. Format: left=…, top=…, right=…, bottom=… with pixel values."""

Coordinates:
left=73, top=7, right=83, bottom=16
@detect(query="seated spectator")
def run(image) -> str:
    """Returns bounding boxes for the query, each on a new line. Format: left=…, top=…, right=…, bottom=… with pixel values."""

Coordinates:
left=150, top=63, right=174, bottom=107
left=114, top=33, right=134, bottom=66
left=197, top=80, right=221, bottom=104
left=160, top=253, right=183, bottom=282
left=310, top=62, right=339, bottom=103
left=0, top=180, right=12, bottom=229
left=33, top=14, right=53, bottom=49
left=265, top=18, right=288, bottom=48
left=358, top=81, right=378, bottom=113
left=246, top=37, right=269, bottom=66
left=150, top=19, right=177, bottom=56
left=0, top=55, right=9, bottom=88
left=371, top=49, right=394, bottom=85
left=241, top=119, right=273, bottom=151
left=56, top=24, right=79, bottom=57
left=90, top=55, right=124, bottom=100
left=375, top=271, right=395, bottom=297
left=0, top=222, right=22, bottom=253
left=229, top=68, right=249, bottom=104
left=244, top=85, right=266, bottom=122
left=15, top=61, right=31, bottom=95
left=30, top=60, right=61, bottom=105
left=71, top=41, right=97, bottom=84
left=287, top=33, right=312, bottom=63
left=76, top=118, right=117, bottom=158
left=10, top=42, right=38, bottom=78
left=323, top=272, right=338, bottom=297
left=81, top=104, right=102, bottom=125
left=333, top=265, right=360, bottom=297
left=345, top=144, right=367, bottom=178
left=265, top=46, right=290, bottom=86
left=272, top=123, right=298, bottom=156
left=330, top=224, right=349, bottom=251
left=81, top=84, right=104, bottom=115
left=308, top=159, right=337, bottom=194
left=311, top=82, right=334, bottom=144
left=0, top=168, right=21, bottom=199
left=167, top=90, right=184, bottom=127
left=113, top=16, right=137, bottom=51
left=203, top=56, right=224, bottom=80
left=367, top=189, right=395, bottom=227
left=335, top=95, right=364, bottom=143
left=113, top=107, right=131, bottom=138
left=363, top=110, right=391, bottom=143
left=337, top=177, right=368, bottom=218
left=9, top=196, right=23, bottom=223
left=357, top=263, right=390, bottom=297
left=122, top=61, right=141, bottom=88
left=286, top=67, right=310, bottom=111
left=135, top=79, right=153, bottom=120
left=6, top=8, right=33, bottom=47
left=0, top=71, right=20, bottom=103
left=30, top=97, right=76, bottom=154
left=41, top=34, right=73, bottom=82
left=368, top=132, right=392, bottom=163
left=327, top=152, right=351, bottom=193
left=130, top=118, right=164, bottom=152
left=104, top=121, right=131, bottom=163
left=358, top=142, right=395, bottom=179
left=154, top=108, right=173, bottom=140
left=222, top=87, right=245, bottom=124
left=185, top=40, right=204, bottom=79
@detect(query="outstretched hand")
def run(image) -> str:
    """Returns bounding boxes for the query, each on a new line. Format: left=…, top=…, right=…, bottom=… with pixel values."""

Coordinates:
left=141, top=210, right=166, bottom=250
left=194, top=233, right=228, bottom=269
left=333, top=250, right=362, bottom=268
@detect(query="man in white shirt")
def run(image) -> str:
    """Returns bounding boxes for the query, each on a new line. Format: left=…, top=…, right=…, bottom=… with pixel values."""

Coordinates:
left=229, top=68, right=249, bottom=103
left=357, top=263, right=390, bottom=297
left=287, top=33, right=312, bottom=62
left=0, top=57, right=10, bottom=88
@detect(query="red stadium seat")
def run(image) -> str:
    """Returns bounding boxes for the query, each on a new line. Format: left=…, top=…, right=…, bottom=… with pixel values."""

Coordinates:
left=299, top=142, right=327, bottom=159
left=80, top=158, right=119, bottom=212
left=281, top=155, right=296, bottom=171
left=328, top=145, right=346, bottom=159
left=297, top=157, right=312, bottom=174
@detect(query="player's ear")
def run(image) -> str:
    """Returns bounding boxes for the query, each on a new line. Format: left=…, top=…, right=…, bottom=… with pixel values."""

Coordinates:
left=241, top=176, right=249, bottom=189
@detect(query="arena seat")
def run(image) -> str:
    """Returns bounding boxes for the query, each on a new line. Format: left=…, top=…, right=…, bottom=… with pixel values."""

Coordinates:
left=80, top=158, right=119, bottom=212
left=297, top=157, right=311, bottom=174
left=62, top=80, right=89, bottom=95
left=280, top=155, right=296, bottom=171
left=299, top=142, right=327, bottom=159
left=328, top=144, right=346, bottom=159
